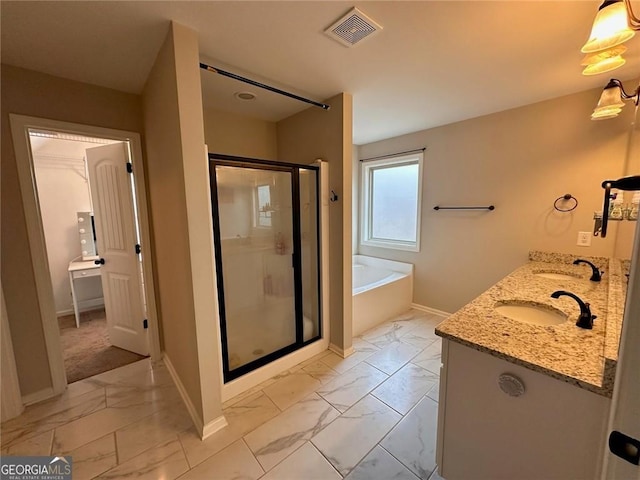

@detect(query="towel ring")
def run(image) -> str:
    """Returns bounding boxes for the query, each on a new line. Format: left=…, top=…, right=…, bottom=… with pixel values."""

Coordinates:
left=554, top=194, right=578, bottom=212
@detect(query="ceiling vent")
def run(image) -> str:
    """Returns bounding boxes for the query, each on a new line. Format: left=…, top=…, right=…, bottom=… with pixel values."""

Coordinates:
left=324, top=7, right=383, bottom=48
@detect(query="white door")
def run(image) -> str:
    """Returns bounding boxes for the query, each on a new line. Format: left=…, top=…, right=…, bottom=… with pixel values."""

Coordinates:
left=602, top=219, right=640, bottom=479
left=86, top=142, right=148, bottom=356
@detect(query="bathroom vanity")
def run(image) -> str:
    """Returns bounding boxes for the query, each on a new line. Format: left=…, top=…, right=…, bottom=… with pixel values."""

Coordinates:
left=435, top=252, right=627, bottom=480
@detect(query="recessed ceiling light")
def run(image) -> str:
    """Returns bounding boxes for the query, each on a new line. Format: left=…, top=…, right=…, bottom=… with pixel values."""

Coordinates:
left=235, top=91, right=256, bottom=101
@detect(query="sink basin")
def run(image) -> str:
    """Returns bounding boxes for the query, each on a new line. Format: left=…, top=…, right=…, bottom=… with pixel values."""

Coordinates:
left=495, top=302, right=567, bottom=326
left=534, top=271, right=580, bottom=281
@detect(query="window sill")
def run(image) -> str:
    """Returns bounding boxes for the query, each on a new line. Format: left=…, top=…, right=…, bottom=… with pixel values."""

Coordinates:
left=361, top=239, right=420, bottom=253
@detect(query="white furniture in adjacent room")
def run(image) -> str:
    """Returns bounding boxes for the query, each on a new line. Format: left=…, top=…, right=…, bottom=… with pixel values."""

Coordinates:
left=68, top=259, right=104, bottom=328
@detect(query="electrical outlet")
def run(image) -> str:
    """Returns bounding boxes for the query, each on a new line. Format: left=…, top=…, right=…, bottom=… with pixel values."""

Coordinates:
left=577, top=231, right=592, bottom=247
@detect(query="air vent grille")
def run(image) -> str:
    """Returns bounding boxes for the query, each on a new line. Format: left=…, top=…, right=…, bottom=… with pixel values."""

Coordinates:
left=324, top=7, right=382, bottom=47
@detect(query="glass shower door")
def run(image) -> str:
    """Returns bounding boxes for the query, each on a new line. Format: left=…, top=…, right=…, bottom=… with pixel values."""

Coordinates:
left=213, top=164, right=297, bottom=377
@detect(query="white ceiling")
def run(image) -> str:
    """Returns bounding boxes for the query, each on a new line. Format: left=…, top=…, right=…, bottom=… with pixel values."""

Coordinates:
left=2, top=1, right=640, bottom=145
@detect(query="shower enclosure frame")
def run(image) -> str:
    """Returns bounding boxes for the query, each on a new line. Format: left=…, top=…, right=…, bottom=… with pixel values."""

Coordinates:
left=208, top=153, right=323, bottom=383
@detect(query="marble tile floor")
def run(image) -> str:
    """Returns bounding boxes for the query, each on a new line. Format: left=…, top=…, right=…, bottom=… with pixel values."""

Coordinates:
left=1, top=308, right=446, bottom=480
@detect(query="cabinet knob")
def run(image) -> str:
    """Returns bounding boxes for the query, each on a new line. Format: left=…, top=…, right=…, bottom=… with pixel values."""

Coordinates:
left=498, top=373, right=525, bottom=397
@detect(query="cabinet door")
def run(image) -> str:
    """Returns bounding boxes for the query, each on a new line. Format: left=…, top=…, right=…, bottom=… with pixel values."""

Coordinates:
left=439, top=340, right=610, bottom=480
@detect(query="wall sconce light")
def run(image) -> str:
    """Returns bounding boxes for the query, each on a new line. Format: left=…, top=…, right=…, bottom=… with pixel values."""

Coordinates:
left=591, top=78, right=640, bottom=120
left=581, top=45, right=627, bottom=75
left=581, top=0, right=639, bottom=75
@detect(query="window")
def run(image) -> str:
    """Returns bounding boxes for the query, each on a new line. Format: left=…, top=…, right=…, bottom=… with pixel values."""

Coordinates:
left=361, top=152, right=423, bottom=251
left=256, top=184, right=272, bottom=227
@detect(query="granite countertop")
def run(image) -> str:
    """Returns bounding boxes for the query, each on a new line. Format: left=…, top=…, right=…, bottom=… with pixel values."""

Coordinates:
left=435, top=251, right=628, bottom=397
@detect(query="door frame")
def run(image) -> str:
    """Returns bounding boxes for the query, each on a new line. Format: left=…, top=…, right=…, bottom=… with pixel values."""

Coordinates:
left=9, top=114, right=161, bottom=400
left=601, top=216, right=640, bottom=479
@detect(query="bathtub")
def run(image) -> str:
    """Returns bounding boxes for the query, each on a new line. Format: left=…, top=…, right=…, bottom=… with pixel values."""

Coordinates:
left=352, top=255, right=413, bottom=336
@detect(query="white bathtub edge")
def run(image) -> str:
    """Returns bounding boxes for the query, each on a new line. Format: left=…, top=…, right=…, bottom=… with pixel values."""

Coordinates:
left=353, top=275, right=413, bottom=336
left=353, top=255, right=413, bottom=275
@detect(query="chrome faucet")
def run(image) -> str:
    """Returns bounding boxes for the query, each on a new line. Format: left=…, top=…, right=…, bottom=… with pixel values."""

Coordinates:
left=550, top=290, right=597, bottom=329
left=573, top=259, right=603, bottom=282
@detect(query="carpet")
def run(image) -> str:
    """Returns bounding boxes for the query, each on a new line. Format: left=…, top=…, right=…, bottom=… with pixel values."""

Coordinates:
left=58, top=309, right=148, bottom=383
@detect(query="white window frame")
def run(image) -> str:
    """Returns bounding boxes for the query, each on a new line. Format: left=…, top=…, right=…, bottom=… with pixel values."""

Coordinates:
left=360, top=152, right=423, bottom=252
left=254, top=184, right=273, bottom=228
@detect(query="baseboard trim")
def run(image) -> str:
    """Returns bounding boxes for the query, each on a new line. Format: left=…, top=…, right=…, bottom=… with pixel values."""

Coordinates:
left=329, top=344, right=354, bottom=358
left=163, top=353, right=205, bottom=438
left=22, top=387, right=55, bottom=406
left=202, top=414, right=228, bottom=440
left=56, top=303, right=105, bottom=318
left=411, top=303, right=452, bottom=319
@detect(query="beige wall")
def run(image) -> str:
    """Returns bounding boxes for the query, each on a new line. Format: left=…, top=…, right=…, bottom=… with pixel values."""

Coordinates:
left=277, top=94, right=354, bottom=350
left=1, top=65, right=143, bottom=396
left=613, top=111, right=640, bottom=258
left=142, top=22, right=222, bottom=434
left=203, top=108, right=277, bottom=160
left=358, top=87, right=635, bottom=314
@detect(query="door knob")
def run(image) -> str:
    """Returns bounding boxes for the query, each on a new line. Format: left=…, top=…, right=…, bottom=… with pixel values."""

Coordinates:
left=95, top=258, right=105, bottom=265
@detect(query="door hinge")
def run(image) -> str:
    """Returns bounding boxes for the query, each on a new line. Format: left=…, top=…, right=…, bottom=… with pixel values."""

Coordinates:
left=143, top=319, right=148, bottom=329
left=126, top=162, right=133, bottom=174
left=135, top=244, right=141, bottom=255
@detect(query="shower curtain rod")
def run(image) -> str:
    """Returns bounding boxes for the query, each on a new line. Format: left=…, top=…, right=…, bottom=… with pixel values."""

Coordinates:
left=199, top=63, right=331, bottom=111
left=360, top=147, right=426, bottom=162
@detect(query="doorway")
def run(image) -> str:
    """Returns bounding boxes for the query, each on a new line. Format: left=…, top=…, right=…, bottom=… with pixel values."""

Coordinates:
left=29, top=130, right=148, bottom=383
left=9, top=114, right=160, bottom=402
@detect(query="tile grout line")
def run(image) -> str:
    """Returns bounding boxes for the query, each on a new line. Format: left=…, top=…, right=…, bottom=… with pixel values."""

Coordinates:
left=315, top=393, right=406, bottom=477
left=112, top=430, right=120, bottom=466
left=308, top=439, right=345, bottom=479
left=240, top=437, right=265, bottom=477
left=377, top=442, right=423, bottom=480
left=176, top=431, right=192, bottom=471
left=255, top=438, right=309, bottom=476
left=77, top=405, right=172, bottom=471
left=48, top=429, right=54, bottom=457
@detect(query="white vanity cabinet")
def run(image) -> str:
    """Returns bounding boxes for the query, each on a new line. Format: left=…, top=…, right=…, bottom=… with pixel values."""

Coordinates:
left=436, top=340, right=611, bottom=480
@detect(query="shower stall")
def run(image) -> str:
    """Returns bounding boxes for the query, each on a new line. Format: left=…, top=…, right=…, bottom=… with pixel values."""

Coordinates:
left=209, top=154, right=322, bottom=382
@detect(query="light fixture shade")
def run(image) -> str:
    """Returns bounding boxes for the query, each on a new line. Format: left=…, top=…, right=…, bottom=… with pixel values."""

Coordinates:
left=592, top=83, right=625, bottom=118
left=581, top=1, right=635, bottom=53
left=598, top=84, right=625, bottom=108
left=592, top=110, right=622, bottom=120
left=582, top=55, right=626, bottom=75
left=581, top=44, right=627, bottom=75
